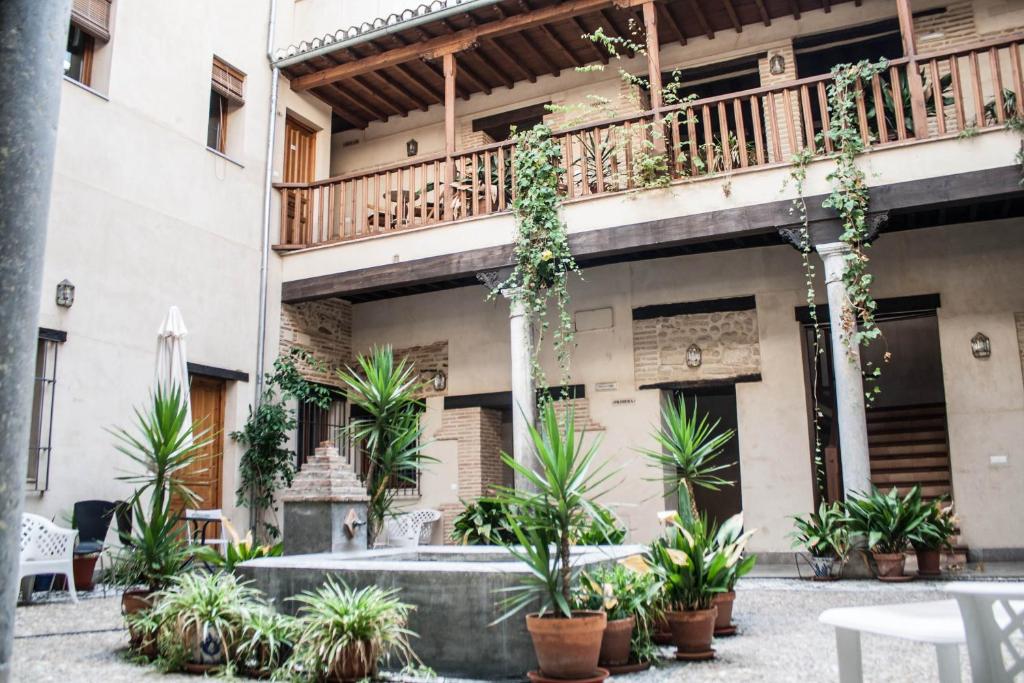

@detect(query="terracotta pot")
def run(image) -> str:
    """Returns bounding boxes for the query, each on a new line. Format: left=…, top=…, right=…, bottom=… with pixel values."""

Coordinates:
left=872, top=552, right=907, bottom=579
left=121, top=589, right=154, bottom=616
left=327, top=641, right=379, bottom=683
left=598, top=616, right=635, bottom=667
left=526, top=610, right=607, bottom=679
left=72, top=555, right=98, bottom=592
left=916, top=548, right=942, bottom=576
left=666, top=607, right=717, bottom=655
left=652, top=613, right=673, bottom=645
left=712, top=591, right=735, bottom=633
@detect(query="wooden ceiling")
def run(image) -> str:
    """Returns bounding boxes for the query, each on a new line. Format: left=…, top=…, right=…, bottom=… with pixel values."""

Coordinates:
left=281, top=0, right=859, bottom=131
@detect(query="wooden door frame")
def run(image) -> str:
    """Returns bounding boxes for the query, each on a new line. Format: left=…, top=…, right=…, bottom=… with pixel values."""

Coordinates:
left=187, top=373, right=226, bottom=512
left=284, top=114, right=317, bottom=184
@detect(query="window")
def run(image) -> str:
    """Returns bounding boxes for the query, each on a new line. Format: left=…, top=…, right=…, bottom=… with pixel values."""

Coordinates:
left=65, top=0, right=113, bottom=88
left=64, top=23, right=94, bottom=86
left=27, top=330, right=64, bottom=492
left=352, top=405, right=422, bottom=495
left=296, top=389, right=346, bottom=468
left=207, top=57, right=245, bottom=154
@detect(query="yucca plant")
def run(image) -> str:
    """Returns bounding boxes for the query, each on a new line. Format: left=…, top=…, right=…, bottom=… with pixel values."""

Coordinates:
left=235, top=606, right=298, bottom=677
left=846, top=486, right=931, bottom=554
left=790, top=500, right=852, bottom=560
left=639, top=397, right=735, bottom=523
left=150, top=572, right=263, bottom=669
left=288, top=579, right=417, bottom=681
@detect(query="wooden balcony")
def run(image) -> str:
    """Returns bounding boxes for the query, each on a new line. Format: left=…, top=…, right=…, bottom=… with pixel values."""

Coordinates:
left=274, top=36, right=1024, bottom=251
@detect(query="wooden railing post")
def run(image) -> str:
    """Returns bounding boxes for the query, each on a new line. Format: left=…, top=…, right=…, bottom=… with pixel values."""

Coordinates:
left=443, top=52, right=457, bottom=222
left=642, top=1, right=666, bottom=155
left=897, top=0, right=929, bottom=138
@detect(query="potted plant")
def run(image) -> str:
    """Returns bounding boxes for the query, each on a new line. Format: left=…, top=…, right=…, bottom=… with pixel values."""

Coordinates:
left=574, top=564, right=661, bottom=673
left=235, top=605, right=298, bottom=678
left=711, top=513, right=757, bottom=636
left=124, top=608, right=161, bottom=660
left=150, top=571, right=261, bottom=673
left=289, top=579, right=417, bottom=682
left=195, top=517, right=283, bottom=574
left=645, top=514, right=733, bottom=660
left=105, top=384, right=210, bottom=614
left=846, top=486, right=930, bottom=581
left=573, top=503, right=627, bottom=545
left=913, top=499, right=957, bottom=577
left=790, top=501, right=852, bottom=580
left=450, top=499, right=518, bottom=545
left=493, top=402, right=615, bottom=681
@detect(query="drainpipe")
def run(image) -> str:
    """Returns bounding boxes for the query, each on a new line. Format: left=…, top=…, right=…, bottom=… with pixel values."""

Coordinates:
left=0, top=0, right=71, bottom=679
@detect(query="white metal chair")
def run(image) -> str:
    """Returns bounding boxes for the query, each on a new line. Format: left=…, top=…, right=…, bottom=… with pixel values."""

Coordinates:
left=18, top=513, right=78, bottom=603
left=945, top=582, right=1024, bottom=683
left=381, top=509, right=442, bottom=547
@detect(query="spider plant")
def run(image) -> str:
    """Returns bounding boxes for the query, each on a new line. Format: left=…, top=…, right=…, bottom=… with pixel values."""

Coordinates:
left=638, top=396, right=735, bottom=524
left=790, top=500, right=852, bottom=560
left=846, top=485, right=931, bottom=554
left=288, top=579, right=417, bottom=681
left=234, top=606, right=298, bottom=677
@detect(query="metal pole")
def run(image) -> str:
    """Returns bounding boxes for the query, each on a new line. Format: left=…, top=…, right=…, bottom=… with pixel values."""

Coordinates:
left=817, top=241, right=872, bottom=498
left=0, top=1, right=72, bottom=680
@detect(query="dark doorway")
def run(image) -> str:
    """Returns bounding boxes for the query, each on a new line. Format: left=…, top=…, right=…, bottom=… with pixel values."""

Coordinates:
left=671, top=385, right=743, bottom=528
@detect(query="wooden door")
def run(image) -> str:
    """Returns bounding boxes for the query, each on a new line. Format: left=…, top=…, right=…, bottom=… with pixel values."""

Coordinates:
left=284, top=116, right=316, bottom=183
left=182, top=375, right=225, bottom=513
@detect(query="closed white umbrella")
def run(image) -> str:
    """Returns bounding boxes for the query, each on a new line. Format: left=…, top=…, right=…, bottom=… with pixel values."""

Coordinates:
left=155, top=305, right=192, bottom=431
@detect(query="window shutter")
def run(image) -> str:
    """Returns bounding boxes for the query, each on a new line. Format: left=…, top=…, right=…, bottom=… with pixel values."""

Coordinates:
left=212, top=58, right=245, bottom=105
left=71, top=0, right=111, bottom=42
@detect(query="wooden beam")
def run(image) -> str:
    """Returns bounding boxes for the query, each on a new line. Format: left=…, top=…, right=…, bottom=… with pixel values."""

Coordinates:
left=721, top=0, right=742, bottom=32
left=537, top=23, right=585, bottom=67
left=752, top=0, right=771, bottom=26
left=422, top=57, right=471, bottom=100
left=895, top=0, right=917, bottom=55
left=329, top=102, right=368, bottom=129
left=600, top=7, right=637, bottom=53
left=466, top=46, right=515, bottom=89
left=486, top=36, right=539, bottom=81
left=321, top=81, right=388, bottom=121
left=821, top=0, right=831, bottom=12
left=896, top=0, right=928, bottom=138
left=455, top=54, right=493, bottom=94
left=291, top=0, right=621, bottom=91
left=642, top=2, right=662, bottom=110
left=686, top=0, right=715, bottom=40
left=366, top=70, right=430, bottom=112
left=788, top=0, right=801, bottom=20
left=657, top=3, right=686, bottom=46
left=390, top=64, right=443, bottom=105
left=493, top=4, right=559, bottom=76
left=348, top=76, right=406, bottom=116
left=571, top=16, right=611, bottom=63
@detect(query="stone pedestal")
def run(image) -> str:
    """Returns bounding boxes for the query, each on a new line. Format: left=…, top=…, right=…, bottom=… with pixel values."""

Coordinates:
left=281, top=443, right=370, bottom=555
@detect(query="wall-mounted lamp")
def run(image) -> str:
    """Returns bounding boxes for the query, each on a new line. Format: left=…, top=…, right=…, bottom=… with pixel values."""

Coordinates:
left=423, top=368, right=447, bottom=391
left=406, top=138, right=418, bottom=157
left=686, top=344, right=702, bottom=368
left=970, top=332, right=991, bottom=359
left=769, top=53, right=786, bottom=76
left=56, top=279, right=75, bottom=308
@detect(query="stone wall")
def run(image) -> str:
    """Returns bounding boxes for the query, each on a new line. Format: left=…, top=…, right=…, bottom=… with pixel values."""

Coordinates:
left=279, top=299, right=353, bottom=387
left=394, top=340, right=449, bottom=398
left=633, top=308, right=761, bottom=387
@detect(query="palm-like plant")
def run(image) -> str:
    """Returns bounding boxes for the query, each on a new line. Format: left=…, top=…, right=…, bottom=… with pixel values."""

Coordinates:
left=846, top=486, right=931, bottom=554
left=790, top=500, right=852, bottom=560
left=337, top=346, right=434, bottom=543
left=493, top=402, right=617, bottom=620
left=639, top=397, right=735, bottom=524
left=289, top=579, right=417, bottom=681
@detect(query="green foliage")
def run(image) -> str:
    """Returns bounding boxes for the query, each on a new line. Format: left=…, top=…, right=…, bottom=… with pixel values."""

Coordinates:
left=451, top=499, right=518, bottom=545
left=638, top=396, right=735, bottom=524
left=195, top=536, right=283, bottom=574
left=714, top=513, right=758, bottom=591
left=233, top=348, right=334, bottom=542
left=914, top=498, right=958, bottom=551
left=288, top=579, right=417, bottom=679
left=235, top=605, right=299, bottom=677
left=573, top=503, right=627, bottom=545
left=790, top=501, right=852, bottom=560
left=107, top=385, right=205, bottom=591
left=1008, top=115, right=1024, bottom=185
left=492, top=403, right=616, bottom=620
left=337, top=345, right=433, bottom=544
left=846, top=486, right=931, bottom=554
left=574, top=563, right=662, bottom=664
left=645, top=515, right=731, bottom=611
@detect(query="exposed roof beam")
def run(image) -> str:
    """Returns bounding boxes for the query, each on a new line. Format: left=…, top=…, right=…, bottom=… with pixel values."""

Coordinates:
left=657, top=3, right=686, bottom=46
left=323, top=82, right=388, bottom=121
left=752, top=0, right=771, bottom=26
left=366, top=70, right=430, bottom=111
left=454, top=54, right=493, bottom=94
left=380, top=35, right=470, bottom=100
left=348, top=76, right=406, bottom=116
left=390, top=64, right=443, bottom=105
left=686, top=0, right=715, bottom=39
left=466, top=47, right=514, bottom=90
left=789, top=0, right=801, bottom=20
left=291, top=0, right=623, bottom=91
left=822, top=0, right=831, bottom=12
left=493, top=4, right=559, bottom=77
left=571, top=16, right=611, bottom=63
left=329, top=103, right=368, bottom=129
left=599, top=9, right=637, bottom=57
left=721, top=0, right=742, bottom=32
left=486, top=36, right=539, bottom=81
left=537, top=24, right=585, bottom=67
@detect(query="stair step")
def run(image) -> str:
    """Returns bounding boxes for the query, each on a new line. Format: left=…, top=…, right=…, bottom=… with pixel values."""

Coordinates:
left=872, top=470, right=951, bottom=484
left=871, top=456, right=950, bottom=471
left=866, top=403, right=946, bottom=418
left=868, top=430, right=948, bottom=445
left=868, top=420, right=948, bottom=436
left=870, top=443, right=950, bottom=456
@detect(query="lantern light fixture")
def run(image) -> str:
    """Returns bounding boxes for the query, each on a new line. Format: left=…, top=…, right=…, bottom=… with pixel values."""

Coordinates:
left=686, top=344, right=702, bottom=368
left=970, top=332, right=991, bottom=359
left=406, top=138, right=418, bottom=157
left=769, top=53, right=786, bottom=76
left=56, top=279, right=75, bottom=308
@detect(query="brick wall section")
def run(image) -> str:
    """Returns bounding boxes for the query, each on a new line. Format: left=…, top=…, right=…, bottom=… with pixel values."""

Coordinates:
left=279, top=299, right=352, bottom=387
left=633, top=309, right=761, bottom=387
left=393, top=340, right=449, bottom=398
left=759, top=42, right=802, bottom=161
left=435, top=407, right=505, bottom=499
left=552, top=397, right=604, bottom=432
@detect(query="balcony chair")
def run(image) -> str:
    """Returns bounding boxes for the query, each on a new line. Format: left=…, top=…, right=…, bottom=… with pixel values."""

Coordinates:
left=380, top=509, right=442, bottom=548
left=72, top=499, right=117, bottom=594
left=18, top=513, right=78, bottom=603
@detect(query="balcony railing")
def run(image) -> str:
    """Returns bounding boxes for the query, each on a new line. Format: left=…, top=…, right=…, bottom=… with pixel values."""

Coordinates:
left=275, top=36, right=1024, bottom=250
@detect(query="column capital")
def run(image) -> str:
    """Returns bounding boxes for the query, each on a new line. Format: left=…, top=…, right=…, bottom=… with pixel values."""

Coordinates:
left=815, top=241, right=852, bottom=258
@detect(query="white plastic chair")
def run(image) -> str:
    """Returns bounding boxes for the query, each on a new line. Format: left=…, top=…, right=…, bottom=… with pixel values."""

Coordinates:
left=945, top=582, right=1024, bottom=683
left=185, top=508, right=228, bottom=555
left=18, top=513, right=78, bottom=603
left=381, top=509, right=442, bottom=547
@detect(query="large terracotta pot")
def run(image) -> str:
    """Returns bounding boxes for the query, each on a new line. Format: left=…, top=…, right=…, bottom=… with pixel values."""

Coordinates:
left=72, top=555, right=98, bottom=592
left=328, top=641, right=380, bottom=683
left=666, top=607, right=717, bottom=656
left=873, top=552, right=907, bottom=579
left=712, top=591, right=735, bottom=634
left=121, top=589, right=154, bottom=616
left=916, top=549, right=942, bottom=577
left=598, top=616, right=634, bottom=667
left=526, top=610, right=607, bottom=679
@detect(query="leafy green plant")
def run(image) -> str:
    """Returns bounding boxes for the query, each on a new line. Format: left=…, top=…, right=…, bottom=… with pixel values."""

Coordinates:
left=493, top=402, right=616, bottom=620
left=451, top=499, right=517, bottom=545
left=913, top=498, right=957, bottom=552
left=846, top=486, right=930, bottom=554
left=234, top=348, right=334, bottom=542
left=125, top=608, right=161, bottom=657
left=645, top=515, right=731, bottom=611
left=235, top=606, right=298, bottom=677
left=573, top=503, right=627, bottom=545
left=195, top=518, right=283, bottom=573
left=288, top=579, right=417, bottom=680
left=337, top=345, right=433, bottom=544
left=638, top=396, right=735, bottom=523
left=714, top=513, right=758, bottom=591
left=574, top=564, right=662, bottom=663
left=790, top=501, right=852, bottom=560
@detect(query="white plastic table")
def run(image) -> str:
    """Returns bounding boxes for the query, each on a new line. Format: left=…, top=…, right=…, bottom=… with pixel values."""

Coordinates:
left=819, top=599, right=965, bottom=683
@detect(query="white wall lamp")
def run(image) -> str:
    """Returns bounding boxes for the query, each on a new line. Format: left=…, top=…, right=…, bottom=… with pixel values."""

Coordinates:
left=970, top=332, right=991, bottom=359
left=769, top=53, right=786, bottom=76
left=55, top=279, right=75, bottom=308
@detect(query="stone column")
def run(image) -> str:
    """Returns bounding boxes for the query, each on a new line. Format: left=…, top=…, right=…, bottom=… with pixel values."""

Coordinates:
left=508, top=293, right=537, bottom=492
left=0, top=1, right=71, bottom=679
left=817, top=242, right=872, bottom=497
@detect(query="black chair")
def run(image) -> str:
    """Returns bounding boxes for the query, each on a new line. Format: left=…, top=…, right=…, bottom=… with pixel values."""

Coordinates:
left=73, top=500, right=116, bottom=556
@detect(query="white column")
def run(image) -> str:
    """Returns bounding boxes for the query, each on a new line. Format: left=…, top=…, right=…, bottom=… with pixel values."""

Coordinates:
left=507, top=291, right=537, bottom=492
left=817, top=242, right=872, bottom=497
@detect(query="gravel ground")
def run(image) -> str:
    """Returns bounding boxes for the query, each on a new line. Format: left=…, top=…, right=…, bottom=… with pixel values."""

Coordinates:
left=12, top=579, right=974, bottom=682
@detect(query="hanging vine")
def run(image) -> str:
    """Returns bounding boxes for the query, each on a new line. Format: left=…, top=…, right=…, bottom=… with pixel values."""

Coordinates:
left=490, top=124, right=579, bottom=400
